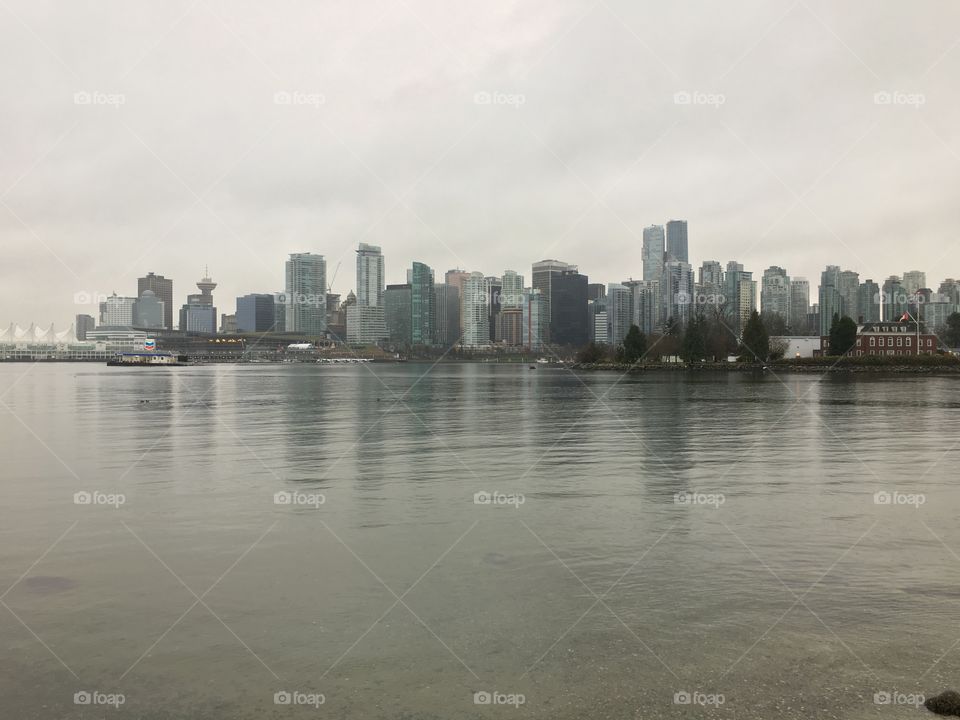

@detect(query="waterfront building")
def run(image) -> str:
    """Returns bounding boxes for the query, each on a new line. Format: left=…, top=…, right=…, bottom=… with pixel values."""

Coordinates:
left=346, top=305, right=386, bottom=345
left=219, top=314, right=236, bottom=334
left=444, top=269, right=470, bottom=336
left=588, top=283, right=606, bottom=301
left=821, top=320, right=937, bottom=356
left=501, top=270, right=525, bottom=309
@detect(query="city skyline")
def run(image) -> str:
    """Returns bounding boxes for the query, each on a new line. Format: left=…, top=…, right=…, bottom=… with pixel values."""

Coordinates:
left=3, top=241, right=956, bottom=334
left=3, top=2, right=960, bottom=328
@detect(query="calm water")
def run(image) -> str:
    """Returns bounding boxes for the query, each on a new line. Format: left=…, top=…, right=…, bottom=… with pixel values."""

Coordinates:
left=2, top=362, right=960, bottom=718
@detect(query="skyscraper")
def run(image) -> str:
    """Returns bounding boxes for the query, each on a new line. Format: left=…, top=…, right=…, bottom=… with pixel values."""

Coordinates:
left=75, top=314, right=95, bottom=340
left=882, top=276, right=907, bottom=321
left=724, top=262, right=756, bottom=336
left=501, top=270, right=525, bottom=309
left=410, top=262, right=435, bottom=346
left=133, top=290, right=165, bottom=329
left=357, top=243, right=385, bottom=307
left=531, top=259, right=575, bottom=342
left=858, top=280, right=881, bottom=323
left=99, top=293, right=136, bottom=326
left=179, top=271, right=218, bottom=334
left=236, top=293, right=276, bottom=332
left=462, top=272, right=490, bottom=347
left=285, top=253, right=327, bottom=335
left=522, top=288, right=546, bottom=351
left=551, top=269, right=589, bottom=347
left=761, top=266, right=791, bottom=320
left=789, top=278, right=810, bottom=332
left=838, top=270, right=860, bottom=321
left=818, top=265, right=841, bottom=336
left=665, top=220, right=688, bottom=263
left=433, top=283, right=461, bottom=347
left=138, top=272, right=173, bottom=329
left=902, top=270, right=927, bottom=295
left=384, top=284, right=412, bottom=347
left=642, top=225, right=665, bottom=282
left=606, top=283, right=632, bottom=347
left=663, top=261, right=695, bottom=326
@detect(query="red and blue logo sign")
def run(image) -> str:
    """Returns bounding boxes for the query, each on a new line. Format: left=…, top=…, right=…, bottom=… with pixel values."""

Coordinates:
left=144, top=339, right=156, bottom=351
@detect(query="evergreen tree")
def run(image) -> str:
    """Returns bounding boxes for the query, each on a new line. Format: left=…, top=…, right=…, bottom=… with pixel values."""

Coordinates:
left=739, top=310, right=769, bottom=362
left=681, top=315, right=708, bottom=362
left=622, top=324, right=647, bottom=364
left=944, top=312, right=960, bottom=348
left=828, top=315, right=858, bottom=355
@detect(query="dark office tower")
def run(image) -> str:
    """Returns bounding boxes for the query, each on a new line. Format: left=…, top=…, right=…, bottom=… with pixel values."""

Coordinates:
left=487, top=277, right=502, bottom=343
left=531, top=259, right=575, bottom=342
left=236, top=293, right=276, bottom=332
left=665, top=220, right=688, bottom=263
left=75, top=314, right=95, bottom=340
left=385, top=284, right=412, bottom=347
left=410, top=262, right=435, bottom=346
left=433, top=283, right=461, bottom=347
left=551, top=270, right=589, bottom=347
left=588, top=283, right=606, bottom=301
left=138, top=272, right=173, bottom=329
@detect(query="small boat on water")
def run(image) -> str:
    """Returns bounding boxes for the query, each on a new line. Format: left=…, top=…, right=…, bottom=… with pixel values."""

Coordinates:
left=107, top=352, right=188, bottom=367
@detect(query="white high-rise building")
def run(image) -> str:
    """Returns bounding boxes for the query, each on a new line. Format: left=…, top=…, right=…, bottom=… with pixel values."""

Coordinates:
left=500, top=270, right=524, bottom=309
left=606, top=283, right=633, bottom=347
left=462, top=272, right=490, bottom=347
left=99, top=293, right=136, bottom=326
left=347, top=243, right=386, bottom=344
left=356, top=243, right=385, bottom=307
left=285, top=253, right=327, bottom=335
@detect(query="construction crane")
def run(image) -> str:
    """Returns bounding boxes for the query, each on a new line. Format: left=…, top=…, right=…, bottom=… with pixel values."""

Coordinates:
left=327, top=261, right=341, bottom=294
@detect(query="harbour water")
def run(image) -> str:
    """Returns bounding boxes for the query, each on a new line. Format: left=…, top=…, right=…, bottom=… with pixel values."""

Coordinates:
left=2, top=362, right=959, bottom=718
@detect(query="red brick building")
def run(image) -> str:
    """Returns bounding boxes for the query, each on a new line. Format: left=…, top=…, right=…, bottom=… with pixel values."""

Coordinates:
left=820, top=321, right=938, bottom=357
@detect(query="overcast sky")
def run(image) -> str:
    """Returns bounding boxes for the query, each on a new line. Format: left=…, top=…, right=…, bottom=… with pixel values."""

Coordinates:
left=3, top=0, right=960, bottom=328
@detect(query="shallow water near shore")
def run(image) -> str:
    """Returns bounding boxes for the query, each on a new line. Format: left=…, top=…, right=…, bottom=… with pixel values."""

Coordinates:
left=2, top=362, right=959, bottom=719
